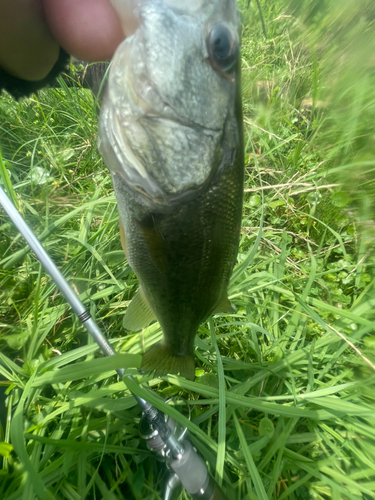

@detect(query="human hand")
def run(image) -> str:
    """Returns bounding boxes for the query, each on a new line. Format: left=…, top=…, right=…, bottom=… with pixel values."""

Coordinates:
left=0, top=0, right=124, bottom=81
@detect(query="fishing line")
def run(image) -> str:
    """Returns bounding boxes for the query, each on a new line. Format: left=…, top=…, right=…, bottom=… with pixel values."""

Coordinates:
left=0, top=184, right=228, bottom=500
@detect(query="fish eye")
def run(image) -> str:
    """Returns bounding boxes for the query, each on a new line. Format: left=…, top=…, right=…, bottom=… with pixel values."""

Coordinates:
left=207, top=24, right=238, bottom=73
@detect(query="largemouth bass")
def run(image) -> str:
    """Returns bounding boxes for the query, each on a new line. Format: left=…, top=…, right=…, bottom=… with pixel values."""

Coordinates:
left=99, top=0, right=244, bottom=380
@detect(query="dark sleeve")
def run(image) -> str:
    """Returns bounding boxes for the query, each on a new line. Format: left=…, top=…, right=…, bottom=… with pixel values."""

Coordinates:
left=0, top=48, right=70, bottom=100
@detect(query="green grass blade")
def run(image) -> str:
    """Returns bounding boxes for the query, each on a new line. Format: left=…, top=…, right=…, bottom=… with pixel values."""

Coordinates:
left=209, top=318, right=226, bottom=486
left=33, top=354, right=141, bottom=387
left=10, top=373, right=51, bottom=500
left=234, top=413, right=268, bottom=500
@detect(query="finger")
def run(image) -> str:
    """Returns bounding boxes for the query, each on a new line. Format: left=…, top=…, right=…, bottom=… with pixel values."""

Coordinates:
left=0, top=0, right=59, bottom=80
left=42, top=0, right=124, bottom=61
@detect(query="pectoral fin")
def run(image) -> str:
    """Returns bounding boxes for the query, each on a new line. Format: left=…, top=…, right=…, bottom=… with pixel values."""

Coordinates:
left=135, top=214, right=168, bottom=274
left=212, top=294, right=236, bottom=315
left=123, top=287, right=156, bottom=331
left=119, top=220, right=129, bottom=260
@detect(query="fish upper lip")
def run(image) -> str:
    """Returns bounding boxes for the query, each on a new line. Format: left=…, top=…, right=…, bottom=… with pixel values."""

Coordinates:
left=144, top=110, right=223, bottom=133
left=133, top=74, right=223, bottom=133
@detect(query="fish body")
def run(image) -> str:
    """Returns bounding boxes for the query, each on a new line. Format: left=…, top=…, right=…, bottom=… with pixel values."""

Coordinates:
left=99, top=0, right=243, bottom=379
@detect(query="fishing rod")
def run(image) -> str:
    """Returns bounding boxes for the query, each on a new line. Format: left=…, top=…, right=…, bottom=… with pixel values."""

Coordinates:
left=0, top=184, right=228, bottom=500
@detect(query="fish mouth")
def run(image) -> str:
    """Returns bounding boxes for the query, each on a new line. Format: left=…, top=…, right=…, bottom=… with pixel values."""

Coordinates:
left=99, top=72, right=225, bottom=207
left=100, top=106, right=223, bottom=207
left=129, top=63, right=224, bottom=133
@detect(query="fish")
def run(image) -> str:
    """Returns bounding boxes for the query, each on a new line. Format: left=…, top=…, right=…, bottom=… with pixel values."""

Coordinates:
left=98, top=0, right=244, bottom=380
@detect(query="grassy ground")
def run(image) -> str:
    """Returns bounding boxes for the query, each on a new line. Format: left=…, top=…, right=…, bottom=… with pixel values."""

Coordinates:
left=1, top=0, right=375, bottom=498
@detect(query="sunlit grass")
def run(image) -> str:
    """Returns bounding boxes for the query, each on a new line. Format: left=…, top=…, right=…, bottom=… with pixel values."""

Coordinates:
left=1, top=1, right=375, bottom=498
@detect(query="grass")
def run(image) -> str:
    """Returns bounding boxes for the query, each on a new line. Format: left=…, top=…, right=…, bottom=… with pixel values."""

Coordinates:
left=0, top=0, right=375, bottom=498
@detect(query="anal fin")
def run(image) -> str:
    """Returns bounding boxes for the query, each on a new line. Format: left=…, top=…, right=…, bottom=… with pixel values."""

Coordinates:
left=123, top=288, right=156, bottom=331
left=212, top=294, right=236, bottom=315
